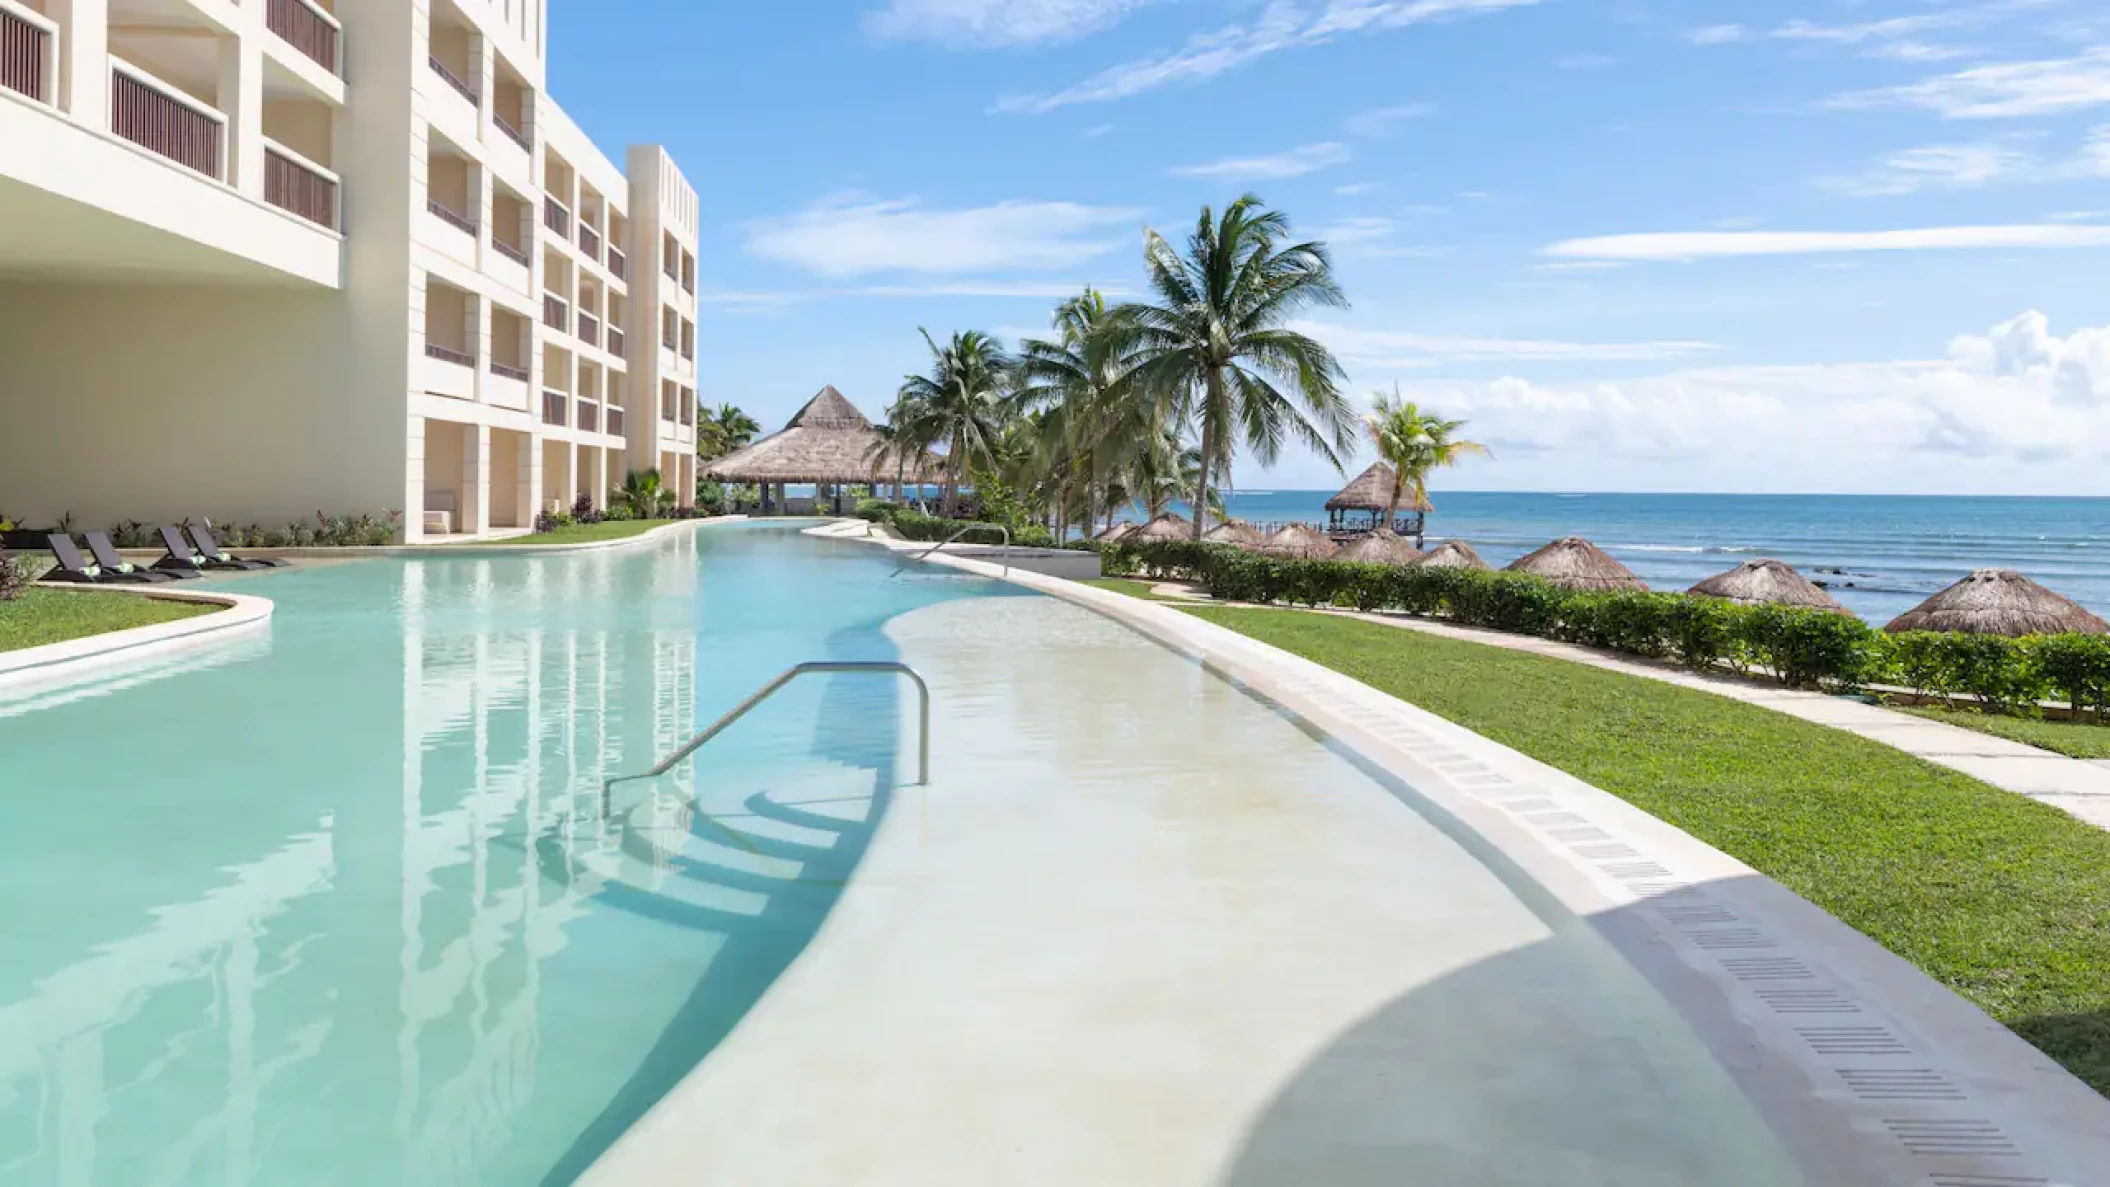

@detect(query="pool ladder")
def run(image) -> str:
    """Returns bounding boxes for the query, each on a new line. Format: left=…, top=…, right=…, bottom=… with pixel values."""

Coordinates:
left=601, top=661, right=932, bottom=814
left=895, top=524, right=1010, bottom=576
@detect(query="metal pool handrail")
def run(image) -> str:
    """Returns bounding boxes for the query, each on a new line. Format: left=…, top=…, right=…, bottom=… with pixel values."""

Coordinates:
left=601, top=661, right=932, bottom=814
left=899, top=524, right=1009, bottom=575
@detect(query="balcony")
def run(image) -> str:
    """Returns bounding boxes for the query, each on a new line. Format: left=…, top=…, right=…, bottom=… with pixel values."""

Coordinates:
left=681, top=340, right=694, bottom=362
left=607, top=406, right=625, bottom=436
left=579, top=224, right=600, bottom=263
left=608, top=247, right=627, bottom=281
left=1, top=1, right=57, bottom=106
left=265, top=141, right=339, bottom=230
left=607, top=326, right=625, bottom=358
left=541, top=390, right=567, bottom=426
left=111, top=60, right=225, bottom=180
left=543, top=196, right=570, bottom=238
left=429, top=55, right=478, bottom=105
left=492, top=237, right=530, bottom=268
left=680, top=400, right=694, bottom=427
left=268, top=0, right=341, bottom=76
left=427, top=198, right=477, bottom=237
left=542, top=293, right=568, bottom=333
left=494, top=112, right=530, bottom=151
left=663, top=256, right=678, bottom=283
left=425, top=343, right=474, bottom=367
left=577, top=399, right=600, bottom=433
left=577, top=310, right=599, bottom=348
left=490, top=359, right=529, bottom=382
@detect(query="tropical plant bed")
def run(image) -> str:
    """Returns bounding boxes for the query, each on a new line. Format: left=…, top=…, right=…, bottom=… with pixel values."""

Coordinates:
left=1189, top=606, right=2110, bottom=1097
left=443, top=519, right=681, bottom=547
left=1899, top=706, right=2110, bottom=761
left=0, top=588, right=221, bottom=654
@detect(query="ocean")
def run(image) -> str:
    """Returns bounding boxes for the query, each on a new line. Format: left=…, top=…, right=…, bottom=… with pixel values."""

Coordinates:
left=1156, top=492, right=2110, bottom=626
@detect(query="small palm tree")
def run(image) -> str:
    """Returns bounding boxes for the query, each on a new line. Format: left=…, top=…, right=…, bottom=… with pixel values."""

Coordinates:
left=617, top=469, right=667, bottom=519
left=698, top=404, right=761, bottom=460
left=895, top=330, right=1014, bottom=517
left=1018, top=289, right=1163, bottom=542
left=1120, top=195, right=1357, bottom=540
left=1365, top=393, right=1488, bottom=523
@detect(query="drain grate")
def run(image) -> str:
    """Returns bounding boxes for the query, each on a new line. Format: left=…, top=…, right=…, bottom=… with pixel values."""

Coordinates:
left=1503, top=799, right=1558, bottom=813
left=1545, top=826, right=1611, bottom=843
left=1884, top=1119, right=2020, bottom=1158
left=1724, top=957, right=1815, bottom=981
left=1839, top=1069, right=1965, bottom=1101
left=1660, top=904, right=1738, bottom=926
left=1629, top=881, right=1702, bottom=900
left=1522, top=811, right=1590, bottom=828
left=1754, top=988, right=1860, bottom=1014
left=1689, top=928, right=1778, bottom=951
left=1799, top=1025, right=1912, bottom=1056
left=1600, top=861, right=1674, bottom=880
left=1928, top=1176, right=2049, bottom=1187
left=1572, top=842, right=1639, bottom=860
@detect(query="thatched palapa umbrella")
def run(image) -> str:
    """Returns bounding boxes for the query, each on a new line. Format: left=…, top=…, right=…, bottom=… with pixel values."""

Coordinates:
left=1203, top=520, right=1267, bottom=548
left=1335, top=528, right=1424, bottom=566
left=1506, top=537, right=1648, bottom=592
left=1885, top=569, right=2110, bottom=637
left=1126, top=513, right=1196, bottom=544
left=1263, top=524, right=1340, bottom=560
left=1095, top=521, right=1137, bottom=543
left=1689, top=558, right=1848, bottom=614
left=1413, top=540, right=1493, bottom=571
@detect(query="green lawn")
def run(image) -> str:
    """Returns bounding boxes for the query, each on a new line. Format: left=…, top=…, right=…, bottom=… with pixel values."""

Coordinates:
left=1190, top=606, right=2110, bottom=1096
left=1901, top=706, right=2110, bottom=760
left=451, top=519, right=680, bottom=547
left=1080, top=577, right=1204, bottom=604
left=0, top=588, right=220, bottom=653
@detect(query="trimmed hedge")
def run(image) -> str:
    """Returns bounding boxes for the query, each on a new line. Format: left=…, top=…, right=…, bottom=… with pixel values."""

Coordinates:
left=1102, top=538, right=2110, bottom=711
left=854, top=500, right=1057, bottom=549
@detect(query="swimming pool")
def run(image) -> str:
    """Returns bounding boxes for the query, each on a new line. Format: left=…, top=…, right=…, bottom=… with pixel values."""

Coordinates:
left=1, top=522, right=1835, bottom=1183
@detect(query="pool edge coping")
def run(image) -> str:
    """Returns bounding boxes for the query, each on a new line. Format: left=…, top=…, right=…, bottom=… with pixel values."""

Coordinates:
left=899, top=538, right=2110, bottom=1186
left=0, top=586, right=273, bottom=686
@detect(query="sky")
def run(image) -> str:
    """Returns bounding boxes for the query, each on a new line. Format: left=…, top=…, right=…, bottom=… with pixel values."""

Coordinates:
left=549, top=0, right=2110, bottom=496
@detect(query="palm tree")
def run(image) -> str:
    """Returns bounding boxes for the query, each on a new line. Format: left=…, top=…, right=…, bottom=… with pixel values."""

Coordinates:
left=698, top=404, right=761, bottom=460
left=895, top=329, right=1013, bottom=517
left=864, top=419, right=920, bottom=504
left=1119, top=195, right=1357, bottom=540
left=1365, top=393, right=1489, bottom=523
left=1017, top=289, right=1163, bottom=542
left=617, top=468, right=667, bottom=519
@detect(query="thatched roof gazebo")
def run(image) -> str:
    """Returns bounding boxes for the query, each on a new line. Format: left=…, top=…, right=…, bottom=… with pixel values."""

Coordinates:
left=1885, top=569, right=2110, bottom=637
left=1414, top=541, right=1493, bottom=571
left=705, top=387, right=938, bottom=512
left=1095, top=521, right=1137, bottom=543
left=1263, top=524, right=1340, bottom=560
left=1506, top=537, right=1648, bottom=592
left=1204, top=520, right=1267, bottom=549
left=1336, top=528, right=1424, bottom=566
left=1689, top=558, right=1848, bottom=614
left=1126, top=513, right=1195, bottom=544
left=1326, top=463, right=1435, bottom=543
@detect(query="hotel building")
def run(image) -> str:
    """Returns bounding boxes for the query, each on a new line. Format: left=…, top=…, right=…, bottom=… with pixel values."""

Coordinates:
left=0, top=0, right=700, bottom=541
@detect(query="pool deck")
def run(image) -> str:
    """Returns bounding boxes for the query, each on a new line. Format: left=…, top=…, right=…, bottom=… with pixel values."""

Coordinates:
left=584, top=524, right=2110, bottom=1187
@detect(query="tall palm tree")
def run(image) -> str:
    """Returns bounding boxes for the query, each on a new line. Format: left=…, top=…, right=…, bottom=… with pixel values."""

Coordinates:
left=1017, top=289, right=1154, bottom=539
left=864, top=419, right=920, bottom=503
left=895, top=330, right=1013, bottom=517
left=697, top=404, right=761, bottom=460
left=1119, top=195, right=1357, bottom=539
left=1365, top=393, right=1489, bottom=522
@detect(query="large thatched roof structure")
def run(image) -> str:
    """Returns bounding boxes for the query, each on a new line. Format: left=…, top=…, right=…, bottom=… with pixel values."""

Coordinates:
left=1127, top=513, right=1195, bottom=544
left=704, top=387, right=939, bottom=485
left=1326, top=463, right=1434, bottom=514
left=1689, top=558, right=1848, bottom=614
left=1095, top=521, right=1137, bottom=543
left=1506, top=537, right=1649, bottom=592
left=1885, top=569, right=2110, bottom=637
left=1414, top=540, right=1493, bottom=571
left=1336, top=528, right=1424, bottom=566
left=1204, top=520, right=1267, bottom=548
left=1263, top=524, right=1340, bottom=560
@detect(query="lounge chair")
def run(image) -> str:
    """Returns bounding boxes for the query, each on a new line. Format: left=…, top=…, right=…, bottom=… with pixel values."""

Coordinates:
left=83, top=531, right=180, bottom=583
left=154, top=526, right=213, bottom=575
left=188, top=525, right=284, bottom=569
left=42, top=534, right=162, bottom=585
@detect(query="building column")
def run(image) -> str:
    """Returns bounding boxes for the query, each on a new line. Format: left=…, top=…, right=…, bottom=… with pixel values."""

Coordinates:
left=216, top=34, right=264, bottom=196
left=404, top=417, right=428, bottom=543
left=465, top=424, right=490, bottom=536
left=522, top=433, right=541, bottom=527
left=51, top=0, right=109, bottom=122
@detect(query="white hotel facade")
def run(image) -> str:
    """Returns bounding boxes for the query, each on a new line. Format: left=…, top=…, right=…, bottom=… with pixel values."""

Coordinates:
left=0, top=0, right=701, bottom=541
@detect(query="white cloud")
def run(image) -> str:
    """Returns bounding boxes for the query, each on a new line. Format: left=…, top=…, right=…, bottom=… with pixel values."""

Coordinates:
left=1684, top=24, right=1748, bottom=45
left=1296, top=319, right=1718, bottom=363
left=1864, top=41, right=1974, bottom=63
left=1544, top=223, right=2110, bottom=261
left=1334, top=181, right=1383, bottom=196
left=866, top=0, right=1158, bottom=46
left=1345, top=101, right=1436, bottom=136
left=745, top=195, right=1142, bottom=277
left=1366, top=313, right=2110, bottom=485
left=1829, top=49, right=2110, bottom=119
left=1167, top=141, right=1351, bottom=179
left=1312, top=217, right=1450, bottom=258
left=1821, top=142, right=2035, bottom=195
left=993, top=0, right=1544, bottom=113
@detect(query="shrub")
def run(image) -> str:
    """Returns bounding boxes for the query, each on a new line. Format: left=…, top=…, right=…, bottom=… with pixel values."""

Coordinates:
left=570, top=493, right=604, bottom=526
left=1739, top=604, right=1881, bottom=691
left=1880, top=632, right=1950, bottom=699
left=1447, top=571, right=1573, bottom=636
left=603, top=503, right=637, bottom=522
left=1937, top=632, right=2048, bottom=713
left=1662, top=597, right=1746, bottom=672
left=0, top=553, right=26, bottom=603
left=2031, top=633, right=2110, bottom=717
left=1555, top=591, right=1683, bottom=658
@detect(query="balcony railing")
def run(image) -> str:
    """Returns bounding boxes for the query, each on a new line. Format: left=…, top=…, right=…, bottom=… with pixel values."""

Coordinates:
left=542, top=293, right=568, bottom=333
left=111, top=60, right=225, bottom=180
left=542, top=390, right=567, bottom=426
left=605, top=406, right=624, bottom=436
left=607, top=326, right=625, bottom=358
left=429, top=55, right=478, bottom=105
left=543, top=196, right=570, bottom=238
left=494, top=112, right=530, bottom=151
left=426, top=343, right=474, bottom=367
left=427, top=198, right=477, bottom=237
left=267, top=0, right=340, bottom=76
left=490, top=360, right=529, bottom=382
left=682, top=265, right=695, bottom=296
left=264, top=141, right=339, bottom=230
left=579, top=224, right=601, bottom=262
left=681, top=339, right=694, bottom=362
left=577, top=399, right=600, bottom=434
left=493, top=237, right=531, bottom=267
left=577, top=310, right=599, bottom=347
left=680, top=400, right=695, bottom=427
left=608, top=247, right=627, bottom=281
left=1, top=0, right=58, bottom=106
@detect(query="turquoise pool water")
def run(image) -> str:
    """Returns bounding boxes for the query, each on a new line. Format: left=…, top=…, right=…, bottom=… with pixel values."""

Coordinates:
left=0, top=523, right=1009, bottom=1186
